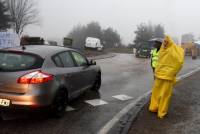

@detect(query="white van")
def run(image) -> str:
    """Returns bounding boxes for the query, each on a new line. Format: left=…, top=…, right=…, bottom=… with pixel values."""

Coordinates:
left=85, top=37, right=103, bottom=51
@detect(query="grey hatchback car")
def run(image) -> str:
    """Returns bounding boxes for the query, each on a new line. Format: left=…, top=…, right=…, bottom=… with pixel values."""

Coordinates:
left=0, top=45, right=101, bottom=117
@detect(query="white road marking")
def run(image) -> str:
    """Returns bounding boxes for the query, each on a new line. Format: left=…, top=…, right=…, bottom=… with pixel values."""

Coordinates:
left=178, top=67, right=200, bottom=81
left=65, top=106, right=75, bottom=112
left=97, top=91, right=150, bottom=134
left=85, top=99, right=108, bottom=106
left=97, top=67, right=200, bottom=134
left=112, top=94, right=133, bottom=101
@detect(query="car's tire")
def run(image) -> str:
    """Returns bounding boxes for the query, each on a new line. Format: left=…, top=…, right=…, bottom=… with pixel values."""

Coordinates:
left=50, top=89, right=68, bottom=118
left=91, top=73, right=101, bottom=91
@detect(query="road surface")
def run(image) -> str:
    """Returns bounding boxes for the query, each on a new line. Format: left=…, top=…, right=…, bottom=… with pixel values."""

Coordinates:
left=0, top=54, right=200, bottom=134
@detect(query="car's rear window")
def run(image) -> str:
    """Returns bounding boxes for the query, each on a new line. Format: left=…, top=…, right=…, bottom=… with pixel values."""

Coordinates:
left=0, top=51, right=44, bottom=72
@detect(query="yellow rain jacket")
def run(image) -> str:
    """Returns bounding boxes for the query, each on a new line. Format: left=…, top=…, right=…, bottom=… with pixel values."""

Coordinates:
left=149, top=35, right=184, bottom=118
left=155, top=36, right=184, bottom=81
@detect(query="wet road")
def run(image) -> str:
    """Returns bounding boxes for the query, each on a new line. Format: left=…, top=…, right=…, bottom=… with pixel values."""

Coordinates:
left=0, top=54, right=200, bottom=134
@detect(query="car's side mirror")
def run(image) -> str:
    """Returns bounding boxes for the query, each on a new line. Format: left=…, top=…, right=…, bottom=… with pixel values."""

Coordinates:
left=88, top=59, right=96, bottom=66
left=81, top=62, right=88, bottom=67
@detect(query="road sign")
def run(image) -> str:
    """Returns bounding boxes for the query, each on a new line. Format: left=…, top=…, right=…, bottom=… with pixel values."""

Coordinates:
left=0, top=32, right=20, bottom=49
left=63, top=37, right=73, bottom=47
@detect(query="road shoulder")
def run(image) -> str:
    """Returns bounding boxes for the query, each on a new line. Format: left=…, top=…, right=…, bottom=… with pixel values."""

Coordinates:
left=97, top=66, right=200, bottom=134
left=128, top=71, right=200, bottom=134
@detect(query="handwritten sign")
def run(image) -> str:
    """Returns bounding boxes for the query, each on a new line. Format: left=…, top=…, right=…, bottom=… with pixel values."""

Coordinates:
left=0, top=32, right=20, bottom=49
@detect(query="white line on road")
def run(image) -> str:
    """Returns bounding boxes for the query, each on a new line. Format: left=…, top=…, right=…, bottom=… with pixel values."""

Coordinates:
left=97, top=91, right=150, bottom=134
left=97, top=67, right=200, bottom=134
left=85, top=99, right=108, bottom=106
left=178, top=67, right=200, bottom=81
left=65, top=106, right=75, bottom=112
left=112, top=94, right=133, bottom=101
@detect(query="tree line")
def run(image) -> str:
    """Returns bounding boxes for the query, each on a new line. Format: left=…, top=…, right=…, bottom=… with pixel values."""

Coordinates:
left=67, top=22, right=121, bottom=50
left=67, top=22, right=166, bottom=50
left=133, top=23, right=165, bottom=48
left=0, top=0, right=197, bottom=47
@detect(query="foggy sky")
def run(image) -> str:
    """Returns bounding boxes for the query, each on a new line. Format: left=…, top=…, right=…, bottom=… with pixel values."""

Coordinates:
left=25, top=0, right=200, bottom=44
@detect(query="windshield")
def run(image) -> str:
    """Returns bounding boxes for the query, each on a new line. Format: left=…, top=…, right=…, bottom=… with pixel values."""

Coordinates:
left=0, top=52, right=43, bottom=72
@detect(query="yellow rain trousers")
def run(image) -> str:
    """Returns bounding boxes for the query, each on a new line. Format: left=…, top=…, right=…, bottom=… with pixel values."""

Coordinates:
left=149, top=35, right=184, bottom=119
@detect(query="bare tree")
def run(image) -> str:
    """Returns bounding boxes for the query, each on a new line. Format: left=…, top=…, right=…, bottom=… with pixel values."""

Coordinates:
left=7, top=0, right=39, bottom=35
left=0, top=0, right=11, bottom=31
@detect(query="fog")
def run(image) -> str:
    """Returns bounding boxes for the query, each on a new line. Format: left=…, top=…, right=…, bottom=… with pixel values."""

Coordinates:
left=25, top=0, right=200, bottom=44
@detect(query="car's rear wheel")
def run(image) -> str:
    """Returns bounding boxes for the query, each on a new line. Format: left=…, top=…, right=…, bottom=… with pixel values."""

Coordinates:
left=91, top=73, right=101, bottom=91
left=51, top=89, right=68, bottom=118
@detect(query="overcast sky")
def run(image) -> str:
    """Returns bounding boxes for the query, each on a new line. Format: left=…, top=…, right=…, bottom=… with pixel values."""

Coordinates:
left=25, top=0, right=200, bottom=44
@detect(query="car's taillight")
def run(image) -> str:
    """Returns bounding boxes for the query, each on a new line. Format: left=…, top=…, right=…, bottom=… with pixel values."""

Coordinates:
left=17, top=71, right=53, bottom=84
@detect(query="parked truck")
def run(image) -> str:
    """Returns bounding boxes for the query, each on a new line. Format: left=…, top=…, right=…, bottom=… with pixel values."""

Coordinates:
left=181, top=42, right=199, bottom=59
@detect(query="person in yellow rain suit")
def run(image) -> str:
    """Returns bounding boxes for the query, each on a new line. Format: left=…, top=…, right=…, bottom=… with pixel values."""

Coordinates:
left=149, top=35, right=184, bottom=119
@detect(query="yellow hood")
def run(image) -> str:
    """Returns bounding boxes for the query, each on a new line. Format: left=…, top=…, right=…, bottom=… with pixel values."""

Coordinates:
left=155, top=35, right=184, bottom=80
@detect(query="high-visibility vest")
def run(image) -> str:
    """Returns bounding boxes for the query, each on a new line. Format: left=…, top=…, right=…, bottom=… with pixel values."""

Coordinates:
left=151, top=48, right=159, bottom=68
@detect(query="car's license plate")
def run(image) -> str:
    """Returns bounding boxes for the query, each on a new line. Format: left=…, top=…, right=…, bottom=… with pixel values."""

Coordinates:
left=0, top=99, right=10, bottom=107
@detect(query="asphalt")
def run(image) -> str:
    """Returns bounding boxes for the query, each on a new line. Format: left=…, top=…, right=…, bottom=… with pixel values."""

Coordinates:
left=0, top=54, right=200, bottom=134
left=88, top=53, right=116, bottom=60
left=128, top=71, right=200, bottom=134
